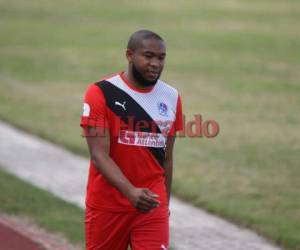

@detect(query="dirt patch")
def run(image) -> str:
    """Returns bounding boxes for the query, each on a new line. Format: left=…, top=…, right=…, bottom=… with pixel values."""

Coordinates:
left=0, top=213, right=83, bottom=250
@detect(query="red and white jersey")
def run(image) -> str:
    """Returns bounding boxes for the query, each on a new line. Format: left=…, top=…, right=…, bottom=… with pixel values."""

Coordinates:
left=80, top=72, right=183, bottom=211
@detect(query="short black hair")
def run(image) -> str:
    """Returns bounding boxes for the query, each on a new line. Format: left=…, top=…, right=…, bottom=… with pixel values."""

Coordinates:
left=127, top=30, right=164, bottom=50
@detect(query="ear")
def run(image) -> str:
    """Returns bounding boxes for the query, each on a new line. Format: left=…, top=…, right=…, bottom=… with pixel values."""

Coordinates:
left=126, top=49, right=134, bottom=63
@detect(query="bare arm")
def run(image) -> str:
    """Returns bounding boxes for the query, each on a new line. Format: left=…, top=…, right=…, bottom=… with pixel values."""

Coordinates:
left=85, top=127, right=160, bottom=212
left=163, top=136, right=176, bottom=204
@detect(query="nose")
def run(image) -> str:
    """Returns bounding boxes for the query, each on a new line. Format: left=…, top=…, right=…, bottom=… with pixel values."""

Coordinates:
left=149, top=58, right=161, bottom=69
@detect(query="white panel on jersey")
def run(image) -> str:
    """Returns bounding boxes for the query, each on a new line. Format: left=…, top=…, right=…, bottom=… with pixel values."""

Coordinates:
left=106, top=74, right=178, bottom=135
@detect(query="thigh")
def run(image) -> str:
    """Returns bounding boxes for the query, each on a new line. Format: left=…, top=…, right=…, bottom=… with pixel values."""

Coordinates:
left=85, top=205, right=133, bottom=250
left=130, top=206, right=169, bottom=250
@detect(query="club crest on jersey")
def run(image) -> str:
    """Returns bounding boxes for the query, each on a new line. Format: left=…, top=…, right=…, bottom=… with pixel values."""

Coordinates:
left=158, top=102, right=168, bottom=117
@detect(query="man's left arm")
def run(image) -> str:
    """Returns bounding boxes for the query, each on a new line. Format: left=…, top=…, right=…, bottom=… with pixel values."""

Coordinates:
left=164, top=94, right=183, bottom=204
left=163, top=136, right=176, bottom=204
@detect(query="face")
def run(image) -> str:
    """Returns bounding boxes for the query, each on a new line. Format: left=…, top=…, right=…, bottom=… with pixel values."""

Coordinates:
left=127, top=38, right=166, bottom=87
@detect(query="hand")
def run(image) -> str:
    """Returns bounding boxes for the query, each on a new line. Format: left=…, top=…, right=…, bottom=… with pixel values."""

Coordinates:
left=127, top=188, right=160, bottom=213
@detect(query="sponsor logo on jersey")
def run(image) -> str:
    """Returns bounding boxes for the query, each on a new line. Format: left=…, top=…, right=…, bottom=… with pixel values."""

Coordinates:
left=118, top=130, right=166, bottom=148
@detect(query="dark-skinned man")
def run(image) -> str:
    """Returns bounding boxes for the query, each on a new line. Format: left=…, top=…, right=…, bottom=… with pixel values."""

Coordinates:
left=80, top=30, right=183, bottom=250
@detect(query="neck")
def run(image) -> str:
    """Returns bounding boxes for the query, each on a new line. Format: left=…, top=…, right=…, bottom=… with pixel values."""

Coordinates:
left=125, top=68, right=153, bottom=91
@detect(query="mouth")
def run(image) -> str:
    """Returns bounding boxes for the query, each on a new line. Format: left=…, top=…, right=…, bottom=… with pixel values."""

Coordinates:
left=146, top=71, right=159, bottom=79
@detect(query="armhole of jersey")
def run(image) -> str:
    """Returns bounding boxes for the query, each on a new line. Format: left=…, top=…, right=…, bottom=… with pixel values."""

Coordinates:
left=80, top=83, right=109, bottom=128
left=175, top=95, right=183, bottom=132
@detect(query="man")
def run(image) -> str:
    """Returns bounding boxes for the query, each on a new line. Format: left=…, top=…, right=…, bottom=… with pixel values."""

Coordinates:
left=80, top=30, right=183, bottom=250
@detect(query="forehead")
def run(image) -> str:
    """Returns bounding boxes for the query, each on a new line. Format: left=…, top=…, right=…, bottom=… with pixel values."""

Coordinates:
left=136, top=38, right=166, bottom=54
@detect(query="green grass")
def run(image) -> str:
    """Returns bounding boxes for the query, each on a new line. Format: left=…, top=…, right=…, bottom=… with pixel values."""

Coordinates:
left=0, top=168, right=84, bottom=246
left=0, top=0, right=299, bottom=249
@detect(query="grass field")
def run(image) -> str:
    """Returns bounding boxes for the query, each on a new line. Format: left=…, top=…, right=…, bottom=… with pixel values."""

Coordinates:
left=0, top=168, right=84, bottom=246
left=0, top=0, right=299, bottom=249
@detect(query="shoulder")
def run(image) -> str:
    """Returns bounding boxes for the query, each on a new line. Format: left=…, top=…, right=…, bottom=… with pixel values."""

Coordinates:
left=156, top=79, right=179, bottom=98
left=84, top=83, right=102, bottom=100
left=85, top=72, right=120, bottom=93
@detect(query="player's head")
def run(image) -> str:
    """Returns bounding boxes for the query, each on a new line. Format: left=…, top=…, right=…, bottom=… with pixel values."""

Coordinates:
left=126, top=30, right=166, bottom=87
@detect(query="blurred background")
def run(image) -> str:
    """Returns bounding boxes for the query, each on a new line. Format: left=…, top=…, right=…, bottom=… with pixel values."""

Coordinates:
left=0, top=0, right=299, bottom=249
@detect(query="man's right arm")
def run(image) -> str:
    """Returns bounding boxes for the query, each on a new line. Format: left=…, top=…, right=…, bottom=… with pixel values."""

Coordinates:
left=85, top=127, right=160, bottom=213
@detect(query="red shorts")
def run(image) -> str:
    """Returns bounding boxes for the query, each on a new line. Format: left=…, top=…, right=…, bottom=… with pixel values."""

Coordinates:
left=85, top=205, right=169, bottom=250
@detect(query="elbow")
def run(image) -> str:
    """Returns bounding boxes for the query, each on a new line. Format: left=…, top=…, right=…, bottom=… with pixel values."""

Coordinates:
left=91, top=157, right=98, bottom=167
left=90, top=150, right=107, bottom=166
left=90, top=150, right=98, bottom=164
left=163, top=158, right=173, bottom=169
left=164, top=154, right=173, bottom=165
